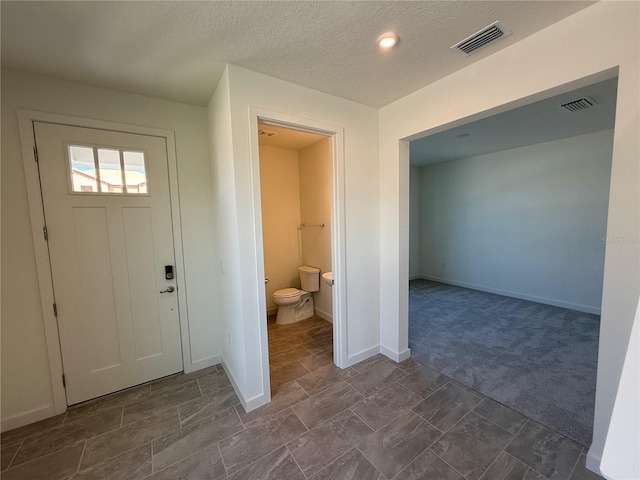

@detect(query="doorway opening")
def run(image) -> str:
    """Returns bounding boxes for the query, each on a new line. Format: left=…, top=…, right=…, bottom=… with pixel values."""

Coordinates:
left=248, top=109, right=347, bottom=404
left=257, top=122, right=336, bottom=396
left=407, top=76, right=617, bottom=446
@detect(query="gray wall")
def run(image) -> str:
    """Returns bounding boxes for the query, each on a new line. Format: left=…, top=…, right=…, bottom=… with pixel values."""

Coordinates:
left=409, top=166, right=422, bottom=279
left=410, top=129, right=613, bottom=313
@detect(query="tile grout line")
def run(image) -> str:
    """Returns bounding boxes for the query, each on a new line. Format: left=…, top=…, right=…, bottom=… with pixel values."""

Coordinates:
left=566, top=453, right=581, bottom=480
left=427, top=446, right=470, bottom=480
left=488, top=418, right=557, bottom=480
left=61, top=410, right=69, bottom=426
left=196, top=378, right=204, bottom=397
left=216, top=442, right=230, bottom=477
left=503, top=450, right=553, bottom=480
left=470, top=405, right=523, bottom=437
left=233, top=405, right=247, bottom=428
left=75, top=440, right=88, bottom=473
left=348, top=407, right=376, bottom=432
left=566, top=448, right=584, bottom=480
left=150, top=441, right=217, bottom=477
left=5, top=438, right=25, bottom=471
left=354, top=445, right=388, bottom=480
left=501, top=418, right=529, bottom=454
left=225, top=442, right=290, bottom=477
left=82, top=440, right=158, bottom=474
left=150, top=437, right=155, bottom=473
left=285, top=444, right=308, bottom=479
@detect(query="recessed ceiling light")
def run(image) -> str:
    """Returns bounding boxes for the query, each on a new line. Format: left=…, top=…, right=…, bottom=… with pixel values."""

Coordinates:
left=377, top=32, right=398, bottom=49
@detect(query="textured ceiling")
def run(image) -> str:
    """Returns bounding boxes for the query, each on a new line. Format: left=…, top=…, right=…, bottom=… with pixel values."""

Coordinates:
left=1, top=1, right=595, bottom=107
left=258, top=124, right=326, bottom=150
left=410, top=77, right=617, bottom=166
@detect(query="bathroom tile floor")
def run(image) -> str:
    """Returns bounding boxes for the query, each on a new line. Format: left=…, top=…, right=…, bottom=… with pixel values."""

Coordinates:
left=1, top=316, right=602, bottom=479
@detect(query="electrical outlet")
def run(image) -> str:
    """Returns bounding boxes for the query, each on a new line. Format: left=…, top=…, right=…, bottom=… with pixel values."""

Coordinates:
left=220, top=261, right=225, bottom=274
left=228, top=333, right=232, bottom=346
left=442, top=262, right=446, bottom=269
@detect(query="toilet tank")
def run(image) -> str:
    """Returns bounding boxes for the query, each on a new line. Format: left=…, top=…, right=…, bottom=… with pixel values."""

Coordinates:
left=298, top=266, right=320, bottom=292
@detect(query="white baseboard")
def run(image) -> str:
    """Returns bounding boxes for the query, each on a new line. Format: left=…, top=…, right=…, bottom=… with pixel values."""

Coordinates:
left=242, top=392, right=270, bottom=413
left=417, top=275, right=601, bottom=315
left=380, top=345, right=411, bottom=362
left=184, top=354, right=221, bottom=374
left=2, top=356, right=223, bottom=433
left=585, top=448, right=602, bottom=476
left=220, top=360, right=269, bottom=413
left=408, top=275, right=420, bottom=281
left=344, top=345, right=380, bottom=368
left=2, top=405, right=58, bottom=433
left=314, top=308, right=333, bottom=323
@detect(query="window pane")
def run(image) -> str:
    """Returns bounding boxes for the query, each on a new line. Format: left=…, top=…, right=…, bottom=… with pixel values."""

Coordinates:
left=123, top=151, right=148, bottom=194
left=69, top=145, right=97, bottom=192
left=97, top=148, right=123, bottom=193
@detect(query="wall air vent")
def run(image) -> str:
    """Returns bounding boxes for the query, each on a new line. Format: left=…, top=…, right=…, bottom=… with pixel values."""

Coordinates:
left=258, top=129, right=278, bottom=137
left=560, top=97, right=597, bottom=112
left=451, top=21, right=511, bottom=55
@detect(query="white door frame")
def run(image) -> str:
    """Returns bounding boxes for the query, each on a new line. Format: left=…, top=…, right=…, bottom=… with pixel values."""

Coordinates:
left=248, top=107, right=348, bottom=395
left=17, top=110, right=192, bottom=415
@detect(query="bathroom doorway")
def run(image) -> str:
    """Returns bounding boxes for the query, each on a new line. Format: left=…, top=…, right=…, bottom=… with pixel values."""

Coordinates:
left=251, top=113, right=345, bottom=397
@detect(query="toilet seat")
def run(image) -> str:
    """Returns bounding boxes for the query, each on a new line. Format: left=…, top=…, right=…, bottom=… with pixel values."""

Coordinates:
left=273, top=288, right=302, bottom=298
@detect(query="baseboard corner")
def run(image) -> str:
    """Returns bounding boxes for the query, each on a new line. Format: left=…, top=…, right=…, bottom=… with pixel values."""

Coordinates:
left=220, top=359, right=270, bottom=413
left=314, top=308, right=333, bottom=323
left=380, top=345, right=411, bottom=362
left=1, top=405, right=59, bottom=433
left=585, top=448, right=603, bottom=476
left=344, top=345, right=380, bottom=368
left=184, top=354, right=221, bottom=374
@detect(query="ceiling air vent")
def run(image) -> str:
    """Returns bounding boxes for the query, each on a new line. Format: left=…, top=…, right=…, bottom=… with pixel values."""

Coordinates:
left=560, top=97, right=597, bottom=112
left=451, top=21, right=511, bottom=55
left=258, top=129, right=277, bottom=137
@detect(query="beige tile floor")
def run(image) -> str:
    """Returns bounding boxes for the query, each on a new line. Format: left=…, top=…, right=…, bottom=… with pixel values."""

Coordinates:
left=0, top=316, right=603, bottom=479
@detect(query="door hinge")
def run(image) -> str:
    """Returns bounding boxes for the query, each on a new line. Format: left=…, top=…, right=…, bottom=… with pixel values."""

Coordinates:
left=53, top=303, right=58, bottom=317
left=43, top=226, right=48, bottom=241
left=62, top=374, right=66, bottom=388
left=33, top=146, right=39, bottom=163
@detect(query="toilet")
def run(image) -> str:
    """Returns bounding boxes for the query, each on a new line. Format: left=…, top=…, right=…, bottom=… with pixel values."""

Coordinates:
left=272, top=266, right=320, bottom=325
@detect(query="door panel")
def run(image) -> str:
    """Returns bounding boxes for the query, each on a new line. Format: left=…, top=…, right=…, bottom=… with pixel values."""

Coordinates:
left=122, top=207, right=164, bottom=360
left=34, top=122, right=183, bottom=405
left=72, top=206, right=123, bottom=371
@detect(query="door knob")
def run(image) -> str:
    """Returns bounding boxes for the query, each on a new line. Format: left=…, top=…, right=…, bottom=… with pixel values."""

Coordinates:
left=160, top=286, right=175, bottom=293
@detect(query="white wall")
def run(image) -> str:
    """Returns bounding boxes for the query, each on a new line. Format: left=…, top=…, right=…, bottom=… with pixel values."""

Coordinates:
left=209, top=65, right=379, bottom=408
left=413, top=130, right=613, bottom=314
left=259, top=145, right=302, bottom=313
left=600, top=299, right=640, bottom=479
left=409, top=166, right=421, bottom=279
left=379, top=2, right=639, bottom=473
left=299, top=138, right=333, bottom=321
left=207, top=68, right=247, bottom=395
left=1, top=69, right=220, bottom=430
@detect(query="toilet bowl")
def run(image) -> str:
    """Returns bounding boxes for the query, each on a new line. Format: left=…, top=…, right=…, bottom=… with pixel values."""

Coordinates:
left=272, top=266, right=320, bottom=325
left=272, top=289, right=313, bottom=324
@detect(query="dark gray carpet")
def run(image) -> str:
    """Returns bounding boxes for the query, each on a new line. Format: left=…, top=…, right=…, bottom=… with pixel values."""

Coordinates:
left=409, top=279, right=600, bottom=446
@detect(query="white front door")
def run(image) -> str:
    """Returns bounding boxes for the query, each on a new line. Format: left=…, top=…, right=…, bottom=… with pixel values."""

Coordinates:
left=34, top=122, right=183, bottom=405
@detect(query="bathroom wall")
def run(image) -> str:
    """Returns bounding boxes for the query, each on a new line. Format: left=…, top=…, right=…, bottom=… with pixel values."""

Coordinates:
left=299, top=137, right=332, bottom=321
left=259, top=145, right=302, bottom=313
